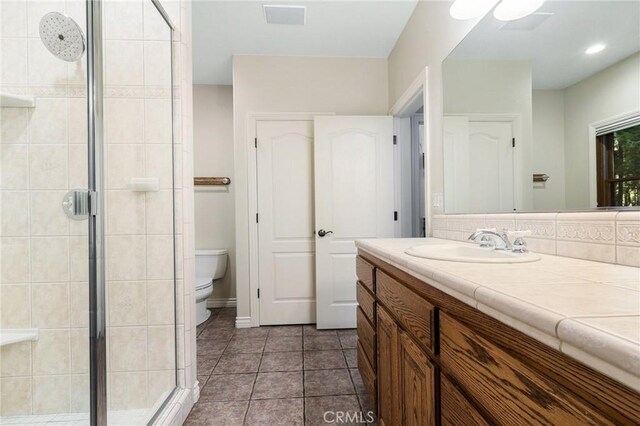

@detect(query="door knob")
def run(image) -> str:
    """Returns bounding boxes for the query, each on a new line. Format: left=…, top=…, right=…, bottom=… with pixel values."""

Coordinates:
left=317, top=229, right=333, bottom=237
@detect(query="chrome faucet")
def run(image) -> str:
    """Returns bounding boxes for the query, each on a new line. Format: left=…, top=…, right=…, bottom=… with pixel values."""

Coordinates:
left=468, top=228, right=512, bottom=251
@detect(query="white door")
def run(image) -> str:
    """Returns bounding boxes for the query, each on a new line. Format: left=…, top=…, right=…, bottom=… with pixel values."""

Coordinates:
left=257, top=120, right=316, bottom=325
left=314, top=116, right=394, bottom=329
left=444, top=117, right=514, bottom=213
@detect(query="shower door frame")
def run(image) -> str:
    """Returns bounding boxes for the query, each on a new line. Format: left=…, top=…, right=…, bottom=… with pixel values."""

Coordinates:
left=85, top=1, right=178, bottom=425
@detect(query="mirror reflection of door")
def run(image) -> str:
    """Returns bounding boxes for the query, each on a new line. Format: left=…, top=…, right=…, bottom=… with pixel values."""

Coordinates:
left=596, top=123, right=640, bottom=207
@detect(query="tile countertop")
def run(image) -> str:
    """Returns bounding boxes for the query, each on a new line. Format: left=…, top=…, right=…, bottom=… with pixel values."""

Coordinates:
left=355, top=238, right=640, bottom=392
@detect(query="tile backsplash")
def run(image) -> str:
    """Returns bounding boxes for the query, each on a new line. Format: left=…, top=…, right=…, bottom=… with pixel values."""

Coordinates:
left=432, top=211, right=640, bottom=267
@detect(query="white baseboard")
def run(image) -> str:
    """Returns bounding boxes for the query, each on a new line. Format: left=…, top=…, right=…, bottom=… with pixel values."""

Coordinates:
left=192, top=380, right=200, bottom=404
left=206, top=298, right=237, bottom=308
left=235, top=316, right=252, bottom=328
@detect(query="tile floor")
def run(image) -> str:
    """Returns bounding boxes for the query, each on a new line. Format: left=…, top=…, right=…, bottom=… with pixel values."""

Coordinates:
left=187, top=308, right=377, bottom=425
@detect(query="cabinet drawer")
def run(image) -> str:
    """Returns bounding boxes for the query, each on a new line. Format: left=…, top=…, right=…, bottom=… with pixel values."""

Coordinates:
left=357, top=341, right=377, bottom=409
left=356, top=256, right=375, bottom=293
left=377, top=271, right=434, bottom=351
left=441, top=374, right=489, bottom=426
left=440, top=314, right=614, bottom=425
left=357, top=307, right=376, bottom=369
left=357, top=281, right=375, bottom=325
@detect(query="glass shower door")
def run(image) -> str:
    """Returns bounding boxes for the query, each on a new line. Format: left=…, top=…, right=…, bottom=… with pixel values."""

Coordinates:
left=0, top=0, right=91, bottom=422
left=101, top=0, right=177, bottom=423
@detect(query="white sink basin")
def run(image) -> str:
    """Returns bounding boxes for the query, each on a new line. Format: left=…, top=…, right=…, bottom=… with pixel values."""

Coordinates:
left=405, top=244, right=540, bottom=264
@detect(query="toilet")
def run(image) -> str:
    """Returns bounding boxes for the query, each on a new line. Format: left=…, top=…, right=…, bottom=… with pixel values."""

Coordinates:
left=195, top=249, right=228, bottom=326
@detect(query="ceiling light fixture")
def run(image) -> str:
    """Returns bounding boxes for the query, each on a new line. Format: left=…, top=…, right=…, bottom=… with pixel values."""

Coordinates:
left=493, top=0, right=545, bottom=21
left=585, top=43, right=606, bottom=55
left=449, top=0, right=500, bottom=20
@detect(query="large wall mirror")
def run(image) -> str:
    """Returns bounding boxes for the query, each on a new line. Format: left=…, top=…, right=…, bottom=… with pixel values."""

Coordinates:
left=442, top=1, right=640, bottom=214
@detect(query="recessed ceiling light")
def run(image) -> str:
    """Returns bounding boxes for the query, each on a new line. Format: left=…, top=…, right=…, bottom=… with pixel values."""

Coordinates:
left=494, top=0, right=545, bottom=21
left=585, top=43, right=606, bottom=55
left=450, top=0, right=499, bottom=20
left=263, top=5, right=306, bottom=25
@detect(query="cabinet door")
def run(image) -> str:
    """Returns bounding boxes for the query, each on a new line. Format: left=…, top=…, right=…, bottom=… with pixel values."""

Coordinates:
left=376, top=306, right=399, bottom=426
left=399, top=330, right=435, bottom=426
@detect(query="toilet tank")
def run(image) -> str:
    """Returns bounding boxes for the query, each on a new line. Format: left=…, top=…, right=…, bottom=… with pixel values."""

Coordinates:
left=195, top=249, right=228, bottom=280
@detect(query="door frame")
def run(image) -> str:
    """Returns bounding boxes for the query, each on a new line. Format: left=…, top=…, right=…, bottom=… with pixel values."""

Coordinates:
left=246, top=112, right=334, bottom=327
left=443, top=113, right=523, bottom=212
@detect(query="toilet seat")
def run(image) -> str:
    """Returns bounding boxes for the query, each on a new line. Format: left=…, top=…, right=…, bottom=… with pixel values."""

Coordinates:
left=196, top=277, right=212, bottom=291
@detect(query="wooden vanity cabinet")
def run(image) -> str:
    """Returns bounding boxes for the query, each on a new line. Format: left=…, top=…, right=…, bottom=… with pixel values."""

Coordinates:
left=355, top=253, right=640, bottom=426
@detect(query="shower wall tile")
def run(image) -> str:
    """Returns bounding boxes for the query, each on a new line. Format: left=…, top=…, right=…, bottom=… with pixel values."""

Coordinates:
left=29, top=191, right=70, bottom=236
left=69, top=282, right=88, bottom=328
left=70, top=328, right=89, bottom=373
left=0, top=237, right=30, bottom=283
left=31, top=282, right=70, bottom=328
left=146, top=234, right=175, bottom=280
left=0, top=376, right=32, bottom=416
left=27, top=38, right=68, bottom=86
left=69, top=373, right=89, bottom=412
left=108, top=280, right=147, bottom=326
left=104, top=98, right=144, bottom=144
left=109, top=372, right=148, bottom=410
left=1, top=191, right=30, bottom=236
left=109, top=326, right=148, bottom=372
left=145, top=190, right=174, bottom=234
left=69, top=236, right=88, bottom=282
left=147, top=280, right=175, bottom=325
left=106, top=190, right=146, bottom=235
left=0, top=285, right=30, bottom=327
left=1, top=144, right=29, bottom=189
left=68, top=143, right=88, bottom=188
left=145, top=99, right=173, bottom=143
left=105, top=143, right=144, bottom=189
left=68, top=97, right=88, bottom=144
left=1, top=107, right=29, bottom=144
left=28, top=144, right=68, bottom=190
left=146, top=144, right=173, bottom=188
left=104, top=0, right=144, bottom=40
left=0, top=341, right=31, bottom=377
left=147, top=325, right=176, bottom=370
left=30, top=237, right=69, bottom=282
left=143, top=0, right=173, bottom=41
left=0, top=0, right=27, bottom=38
left=32, top=374, right=70, bottom=414
left=67, top=54, right=86, bottom=85
left=28, top=98, right=68, bottom=144
left=0, top=38, right=28, bottom=84
left=106, top=235, right=146, bottom=281
left=144, top=41, right=172, bottom=86
left=105, top=40, right=144, bottom=86
left=26, top=0, right=66, bottom=37
left=32, top=329, right=70, bottom=375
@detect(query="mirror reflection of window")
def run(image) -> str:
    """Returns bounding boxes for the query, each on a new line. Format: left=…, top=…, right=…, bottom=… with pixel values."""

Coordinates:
left=596, top=124, right=640, bottom=207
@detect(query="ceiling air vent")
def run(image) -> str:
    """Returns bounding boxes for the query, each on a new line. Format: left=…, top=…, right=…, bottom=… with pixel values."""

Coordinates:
left=263, top=5, right=306, bottom=25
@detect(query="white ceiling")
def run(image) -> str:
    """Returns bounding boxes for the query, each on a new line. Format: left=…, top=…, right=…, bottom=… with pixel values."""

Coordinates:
left=449, top=1, right=640, bottom=89
left=192, top=0, right=418, bottom=85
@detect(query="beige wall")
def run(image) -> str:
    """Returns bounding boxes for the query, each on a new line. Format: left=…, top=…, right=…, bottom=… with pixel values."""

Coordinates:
left=193, top=84, right=235, bottom=302
left=387, top=1, right=479, bottom=218
left=232, top=55, right=388, bottom=321
left=443, top=59, right=534, bottom=211
left=563, top=52, right=640, bottom=209
left=532, top=90, right=566, bottom=211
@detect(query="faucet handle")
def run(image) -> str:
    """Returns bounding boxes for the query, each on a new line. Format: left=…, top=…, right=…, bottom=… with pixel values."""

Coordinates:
left=508, top=230, right=531, bottom=253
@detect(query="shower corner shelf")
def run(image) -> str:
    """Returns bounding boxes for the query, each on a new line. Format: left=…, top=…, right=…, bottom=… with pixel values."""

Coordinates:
left=0, top=92, right=36, bottom=108
left=0, top=328, right=39, bottom=347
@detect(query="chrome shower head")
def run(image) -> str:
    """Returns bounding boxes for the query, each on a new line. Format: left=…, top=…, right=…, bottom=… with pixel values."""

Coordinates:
left=39, top=12, right=85, bottom=62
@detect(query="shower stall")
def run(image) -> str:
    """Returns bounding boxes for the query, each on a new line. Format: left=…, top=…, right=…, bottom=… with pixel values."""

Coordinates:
left=1, top=0, right=180, bottom=424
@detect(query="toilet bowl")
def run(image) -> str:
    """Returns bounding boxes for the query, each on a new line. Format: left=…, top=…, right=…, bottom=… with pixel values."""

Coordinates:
left=195, top=249, right=228, bottom=325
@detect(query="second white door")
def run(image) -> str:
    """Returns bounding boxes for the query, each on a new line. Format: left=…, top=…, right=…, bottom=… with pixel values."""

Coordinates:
left=257, top=120, right=316, bottom=325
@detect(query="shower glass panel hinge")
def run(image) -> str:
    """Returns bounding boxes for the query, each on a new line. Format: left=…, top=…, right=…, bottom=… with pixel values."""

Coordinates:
left=62, top=190, right=96, bottom=220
